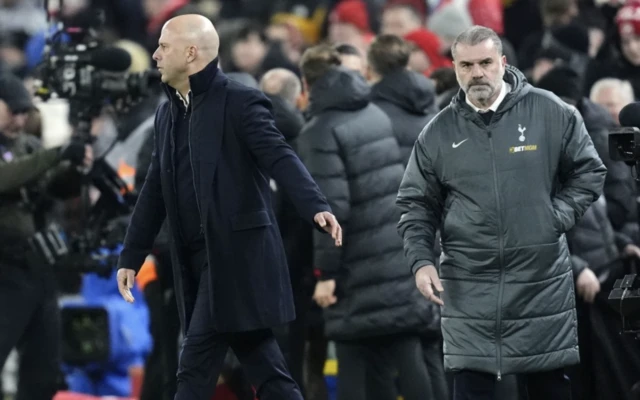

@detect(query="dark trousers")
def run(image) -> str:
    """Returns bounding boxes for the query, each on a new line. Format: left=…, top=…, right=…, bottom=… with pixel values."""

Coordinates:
left=335, top=335, right=433, bottom=400
left=0, top=262, right=61, bottom=400
left=174, top=262, right=303, bottom=400
left=453, top=369, right=571, bottom=400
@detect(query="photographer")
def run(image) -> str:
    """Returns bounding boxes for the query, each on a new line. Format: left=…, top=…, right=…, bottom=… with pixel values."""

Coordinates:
left=0, top=72, right=92, bottom=400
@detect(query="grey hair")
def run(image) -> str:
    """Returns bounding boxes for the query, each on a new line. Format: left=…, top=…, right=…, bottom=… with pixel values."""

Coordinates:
left=278, top=73, right=302, bottom=105
left=590, top=78, right=635, bottom=105
left=451, top=25, right=503, bottom=59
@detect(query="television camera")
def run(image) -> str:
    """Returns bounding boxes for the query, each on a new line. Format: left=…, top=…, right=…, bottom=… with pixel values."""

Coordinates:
left=31, top=0, right=158, bottom=279
left=608, top=102, right=640, bottom=338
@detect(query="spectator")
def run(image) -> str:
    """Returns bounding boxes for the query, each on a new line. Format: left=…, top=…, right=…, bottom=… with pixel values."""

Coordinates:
left=334, top=43, right=366, bottom=76
left=298, top=43, right=438, bottom=400
left=590, top=78, right=635, bottom=125
left=380, top=3, right=424, bottom=38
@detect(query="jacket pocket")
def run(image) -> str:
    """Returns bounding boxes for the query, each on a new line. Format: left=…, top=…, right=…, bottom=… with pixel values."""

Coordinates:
left=545, top=201, right=561, bottom=236
left=231, top=210, right=272, bottom=231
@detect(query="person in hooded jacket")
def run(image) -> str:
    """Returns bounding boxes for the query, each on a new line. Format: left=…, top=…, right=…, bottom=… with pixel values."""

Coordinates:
left=536, top=65, right=640, bottom=244
left=397, top=26, right=606, bottom=400
left=296, top=44, right=439, bottom=400
left=366, top=33, right=448, bottom=400
left=367, top=34, right=439, bottom=164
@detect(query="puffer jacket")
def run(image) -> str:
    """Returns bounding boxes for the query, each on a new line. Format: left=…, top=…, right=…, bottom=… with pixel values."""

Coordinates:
left=397, top=65, right=607, bottom=377
left=297, top=66, right=439, bottom=340
left=566, top=195, right=632, bottom=284
left=370, top=69, right=438, bottom=164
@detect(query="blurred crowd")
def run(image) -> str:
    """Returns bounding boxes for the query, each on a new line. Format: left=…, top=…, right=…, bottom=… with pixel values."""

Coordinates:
left=2, top=0, right=640, bottom=399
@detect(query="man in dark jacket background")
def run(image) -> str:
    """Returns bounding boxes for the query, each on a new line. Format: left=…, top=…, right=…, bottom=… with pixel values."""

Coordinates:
left=366, top=32, right=448, bottom=400
left=298, top=44, right=439, bottom=400
left=536, top=65, right=640, bottom=244
left=367, top=34, right=439, bottom=164
left=397, top=26, right=606, bottom=400
left=116, top=14, right=342, bottom=400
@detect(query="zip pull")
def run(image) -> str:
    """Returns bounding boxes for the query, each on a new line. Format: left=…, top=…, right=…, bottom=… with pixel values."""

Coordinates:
left=497, top=371, right=502, bottom=381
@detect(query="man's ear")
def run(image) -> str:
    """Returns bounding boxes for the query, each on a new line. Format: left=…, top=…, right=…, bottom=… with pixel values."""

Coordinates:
left=501, top=55, right=507, bottom=67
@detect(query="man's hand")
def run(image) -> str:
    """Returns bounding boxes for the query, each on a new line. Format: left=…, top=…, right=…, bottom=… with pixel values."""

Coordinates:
left=314, top=211, right=342, bottom=246
left=416, top=265, right=444, bottom=305
left=576, top=267, right=600, bottom=303
left=624, top=244, right=640, bottom=259
left=313, top=279, right=337, bottom=308
left=117, top=268, right=136, bottom=303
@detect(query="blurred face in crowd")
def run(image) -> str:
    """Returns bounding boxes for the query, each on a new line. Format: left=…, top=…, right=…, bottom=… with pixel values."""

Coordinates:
left=153, top=26, right=189, bottom=88
left=408, top=49, right=430, bottom=74
left=620, top=31, right=640, bottom=67
left=231, top=33, right=267, bottom=74
left=339, top=54, right=366, bottom=76
left=453, top=39, right=506, bottom=108
left=592, top=86, right=630, bottom=125
left=0, top=101, right=28, bottom=139
left=381, top=7, right=421, bottom=37
left=144, top=0, right=167, bottom=18
left=329, top=22, right=361, bottom=47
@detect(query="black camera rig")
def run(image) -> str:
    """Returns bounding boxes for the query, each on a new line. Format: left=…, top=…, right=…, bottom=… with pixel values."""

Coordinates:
left=30, top=0, right=156, bottom=277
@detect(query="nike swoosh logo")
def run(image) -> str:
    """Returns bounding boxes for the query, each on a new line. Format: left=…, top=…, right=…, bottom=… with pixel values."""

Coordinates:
left=452, top=139, right=469, bottom=148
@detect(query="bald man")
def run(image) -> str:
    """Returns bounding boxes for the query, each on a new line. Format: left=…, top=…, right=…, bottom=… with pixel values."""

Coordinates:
left=116, top=15, right=341, bottom=400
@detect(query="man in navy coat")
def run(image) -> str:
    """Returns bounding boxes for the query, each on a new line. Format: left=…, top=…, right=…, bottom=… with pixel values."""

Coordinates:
left=116, top=14, right=342, bottom=400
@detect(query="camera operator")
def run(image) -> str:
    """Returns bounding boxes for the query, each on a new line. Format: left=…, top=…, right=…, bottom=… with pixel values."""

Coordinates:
left=0, top=72, right=92, bottom=400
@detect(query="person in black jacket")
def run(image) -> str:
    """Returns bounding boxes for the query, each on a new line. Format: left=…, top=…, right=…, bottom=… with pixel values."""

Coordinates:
left=536, top=65, right=639, bottom=243
left=564, top=195, right=640, bottom=400
left=366, top=33, right=447, bottom=400
left=297, top=43, right=439, bottom=400
left=367, top=34, right=438, bottom=164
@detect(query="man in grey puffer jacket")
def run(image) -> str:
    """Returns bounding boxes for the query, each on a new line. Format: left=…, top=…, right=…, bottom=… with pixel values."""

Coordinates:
left=397, top=26, right=607, bottom=400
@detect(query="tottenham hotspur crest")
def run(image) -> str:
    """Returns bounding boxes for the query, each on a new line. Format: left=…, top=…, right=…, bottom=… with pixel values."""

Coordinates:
left=518, top=124, right=526, bottom=142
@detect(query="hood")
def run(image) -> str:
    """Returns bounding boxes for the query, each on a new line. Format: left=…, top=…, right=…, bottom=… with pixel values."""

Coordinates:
left=307, top=66, right=370, bottom=116
left=578, top=97, right=617, bottom=133
left=370, top=70, right=437, bottom=115
left=266, top=94, right=305, bottom=142
left=451, top=65, right=530, bottom=124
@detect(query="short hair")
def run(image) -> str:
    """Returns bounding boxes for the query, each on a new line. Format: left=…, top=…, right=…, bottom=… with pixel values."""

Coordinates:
left=451, top=25, right=503, bottom=59
left=367, top=34, right=411, bottom=76
left=259, top=69, right=302, bottom=105
left=540, top=0, right=575, bottom=21
left=334, top=43, right=362, bottom=57
left=299, top=44, right=342, bottom=87
left=590, top=78, right=635, bottom=104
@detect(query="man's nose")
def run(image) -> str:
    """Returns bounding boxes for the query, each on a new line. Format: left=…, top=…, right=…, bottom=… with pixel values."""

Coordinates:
left=471, top=64, right=484, bottom=78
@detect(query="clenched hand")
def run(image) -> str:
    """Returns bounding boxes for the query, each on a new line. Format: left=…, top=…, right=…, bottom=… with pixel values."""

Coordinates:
left=314, top=212, right=342, bottom=246
left=313, top=279, right=337, bottom=308
left=117, top=268, right=136, bottom=303
left=416, top=265, right=444, bottom=305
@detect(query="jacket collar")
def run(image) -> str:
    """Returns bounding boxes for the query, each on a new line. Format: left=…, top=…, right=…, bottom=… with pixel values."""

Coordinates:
left=162, top=57, right=220, bottom=99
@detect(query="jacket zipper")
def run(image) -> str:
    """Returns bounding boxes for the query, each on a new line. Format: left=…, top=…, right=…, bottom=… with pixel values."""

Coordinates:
left=488, top=130, right=505, bottom=382
left=187, top=92, right=203, bottom=234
